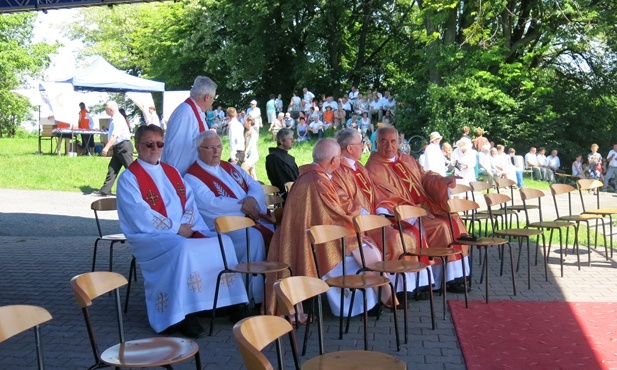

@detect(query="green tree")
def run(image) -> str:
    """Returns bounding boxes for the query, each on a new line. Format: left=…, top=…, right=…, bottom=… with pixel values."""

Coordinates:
left=0, top=13, right=56, bottom=137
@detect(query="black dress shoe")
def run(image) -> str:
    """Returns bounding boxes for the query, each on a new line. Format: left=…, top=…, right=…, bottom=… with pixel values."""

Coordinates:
left=178, top=314, right=206, bottom=338
left=367, top=305, right=384, bottom=317
left=445, top=282, right=467, bottom=294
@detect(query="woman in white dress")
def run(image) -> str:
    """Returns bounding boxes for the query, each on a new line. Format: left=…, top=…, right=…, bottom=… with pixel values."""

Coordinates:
left=242, top=115, right=259, bottom=180
left=451, top=138, right=477, bottom=185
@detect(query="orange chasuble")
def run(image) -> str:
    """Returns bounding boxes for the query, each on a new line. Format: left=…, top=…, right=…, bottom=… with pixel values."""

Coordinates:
left=365, top=152, right=467, bottom=258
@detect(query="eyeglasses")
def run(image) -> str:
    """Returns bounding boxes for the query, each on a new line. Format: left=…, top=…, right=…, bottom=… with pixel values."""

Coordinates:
left=142, top=141, right=164, bottom=149
left=199, top=145, right=223, bottom=151
left=349, top=142, right=363, bottom=146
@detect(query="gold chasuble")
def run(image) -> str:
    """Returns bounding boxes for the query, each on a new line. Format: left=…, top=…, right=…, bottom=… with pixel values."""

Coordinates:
left=365, top=152, right=467, bottom=256
left=265, top=163, right=364, bottom=314
left=332, top=159, right=418, bottom=260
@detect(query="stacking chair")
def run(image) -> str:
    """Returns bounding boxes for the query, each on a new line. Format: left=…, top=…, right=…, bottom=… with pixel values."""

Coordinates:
left=70, top=271, right=201, bottom=370
left=520, top=188, right=576, bottom=278
left=495, top=177, right=538, bottom=213
left=233, top=315, right=406, bottom=370
left=211, top=215, right=292, bottom=335
left=470, top=180, right=519, bottom=228
left=484, top=193, right=544, bottom=290
left=551, top=183, right=606, bottom=268
left=577, top=179, right=615, bottom=259
left=394, top=205, right=467, bottom=318
left=451, top=183, right=491, bottom=236
left=0, top=305, right=52, bottom=370
left=353, top=214, right=435, bottom=343
left=90, top=198, right=136, bottom=313
left=273, top=276, right=407, bottom=369
left=446, top=198, right=515, bottom=303
left=307, top=225, right=400, bottom=351
left=261, top=184, right=280, bottom=196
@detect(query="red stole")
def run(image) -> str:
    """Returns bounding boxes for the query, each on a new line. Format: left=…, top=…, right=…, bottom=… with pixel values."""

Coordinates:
left=129, top=161, right=205, bottom=238
left=184, top=98, right=207, bottom=133
left=186, top=161, right=273, bottom=245
left=352, top=166, right=374, bottom=209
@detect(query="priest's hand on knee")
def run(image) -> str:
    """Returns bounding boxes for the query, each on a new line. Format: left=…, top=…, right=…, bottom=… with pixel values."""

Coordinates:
left=178, top=223, right=194, bottom=238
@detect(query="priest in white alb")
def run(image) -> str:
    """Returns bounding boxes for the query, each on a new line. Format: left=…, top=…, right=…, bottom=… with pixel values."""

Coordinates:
left=117, top=124, right=248, bottom=338
left=184, top=131, right=271, bottom=306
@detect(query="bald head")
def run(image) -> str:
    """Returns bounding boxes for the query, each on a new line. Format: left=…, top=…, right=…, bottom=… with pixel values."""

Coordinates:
left=313, top=138, right=341, bottom=173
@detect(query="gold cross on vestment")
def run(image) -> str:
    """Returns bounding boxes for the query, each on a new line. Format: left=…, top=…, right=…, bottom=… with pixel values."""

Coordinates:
left=146, top=189, right=159, bottom=206
left=221, top=273, right=236, bottom=287
left=155, top=292, right=169, bottom=313
left=187, top=271, right=202, bottom=293
left=394, top=163, right=421, bottom=198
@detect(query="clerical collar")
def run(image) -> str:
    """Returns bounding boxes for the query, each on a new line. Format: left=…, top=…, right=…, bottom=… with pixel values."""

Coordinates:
left=189, top=97, right=203, bottom=113
left=312, top=162, right=332, bottom=179
left=197, top=158, right=218, bottom=171
left=343, top=156, right=357, bottom=170
left=387, top=156, right=398, bottom=163
left=137, top=158, right=160, bottom=169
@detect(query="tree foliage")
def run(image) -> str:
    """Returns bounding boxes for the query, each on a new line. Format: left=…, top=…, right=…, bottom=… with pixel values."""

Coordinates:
left=66, top=0, right=617, bottom=162
left=0, top=13, right=56, bottom=137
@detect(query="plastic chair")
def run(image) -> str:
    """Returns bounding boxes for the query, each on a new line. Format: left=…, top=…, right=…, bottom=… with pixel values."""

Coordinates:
left=211, top=215, right=292, bottom=335
left=233, top=315, right=406, bottom=370
left=90, top=198, right=136, bottom=313
left=353, top=214, right=435, bottom=342
left=0, top=305, right=52, bottom=370
left=307, top=225, right=400, bottom=351
left=577, top=179, right=614, bottom=260
left=394, top=205, right=467, bottom=317
left=484, top=193, right=544, bottom=290
left=520, top=188, right=576, bottom=278
left=70, top=271, right=201, bottom=370
left=274, top=276, right=408, bottom=369
left=551, top=183, right=606, bottom=268
left=446, top=198, right=516, bottom=303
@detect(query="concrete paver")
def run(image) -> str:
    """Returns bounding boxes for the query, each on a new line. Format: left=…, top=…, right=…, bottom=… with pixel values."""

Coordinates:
left=1, top=188, right=617, bottom=369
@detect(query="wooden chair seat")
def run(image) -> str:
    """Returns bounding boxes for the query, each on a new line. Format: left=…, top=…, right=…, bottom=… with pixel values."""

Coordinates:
left=585, top=208, right=617, bottom=215
left=100, top=233, right=125, bottom=241
left=493, top=228, right=544, bottom=237
left=233, top=261, right=291, bottom=275
left=366, top=260, right=428, bottom=274
left=558, top=214, right=603, bottom=222
left=528, top=221, right=575, bottom=229
left=101, top=337, right=199, bottom=367
left=407, top=247, right=461, bottom=258
left=455, top=236, right=508, bottom=246
left=302, top=349, right=407, bottom=370
left=325, top=274, right=391, bottom=290
left=508, top=204, right=538, bottom=211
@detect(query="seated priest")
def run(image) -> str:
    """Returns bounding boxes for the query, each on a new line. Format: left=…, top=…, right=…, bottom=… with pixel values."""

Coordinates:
left=184, top=131, right=271, bottom=309
left=365, top=126, right=470, bottom=293
left=266, top=138, right=394, bottom=316
left=332, top=128, right=433, bottom=298
left=117, top=124, right=249, bottom=338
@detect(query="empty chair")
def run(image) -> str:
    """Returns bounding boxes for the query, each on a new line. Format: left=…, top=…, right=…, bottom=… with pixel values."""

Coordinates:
left=495, top=177, right=538, bottom=213
left=261, top=184, right=280, bottom=195
left=211, top=215, right=292, bottom=335
left=394, top=205, right=467, bottom=318
left=233, top=315, right=406, bottom=370
left=451, top=183, right=491, bottom=236
left=520, top=188, right=576, bottom=278
left=446, top=198, right=515, bottom=303
left=353, top=214, right=435, bottom=343
left=307, top=224, right=400, bottom=351
left=577, top=179, right=614, bottom=260
left=70, top=271, right=201, bottom=370
left=0, top=305, right=52, bottom=370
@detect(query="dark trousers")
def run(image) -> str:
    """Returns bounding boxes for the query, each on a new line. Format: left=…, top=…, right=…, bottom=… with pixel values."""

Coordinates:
left=100, top=140, right=134, bottom=194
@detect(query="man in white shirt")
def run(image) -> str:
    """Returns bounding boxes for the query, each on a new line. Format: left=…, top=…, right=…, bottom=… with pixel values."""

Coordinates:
left=302, top=87, right=315, bottom=107
left=184, top=131, right=271, bottom=307
left=369, top=95, right=382, bottom=122
left=524, top=147, right=543, bottom=181
left=92, top=101, right=133, bottom=196
left=348, top=86, right=359, bottom=106
left=117, top=125, right=248, bottom=337
left=308, top=115, right=324, bottom=139
left=162, top=76, right=216, bottom=175
left=423, top=131, right=447, bottom=176
left=227, top=107, right=245, bottom=164
left=339, top=97, right=353, bottom=118
left=246, top=99, right=262, bottom=128
left=537, top=147, right=555, bottom=183
left=478, top=144, right=496, bottom=185
left=547, top=149, right=562, bottom=173
left=604, top=144, right=617, bottom=191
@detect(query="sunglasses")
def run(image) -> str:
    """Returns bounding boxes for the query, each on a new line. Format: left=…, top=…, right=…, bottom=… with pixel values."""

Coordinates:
left=142, top=141, right=164, bottom=149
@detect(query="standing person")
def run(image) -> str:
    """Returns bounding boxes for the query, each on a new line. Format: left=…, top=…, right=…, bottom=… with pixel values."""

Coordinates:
left=242, top=115, right=260, bottom=180
left=92, top=101, right=133, bottom=197
left=289, top=90, right=301, bottom=119
left=603, top=144, right=617, bottom=191
left=509, top=148, right=525, bottom=188
left=588, top=143, right=603, bottom=181
left=227, top=107, right=245, bottom=165
left=348, top=86, right=359, bottom=106
left=275, top=94, right=283, bottom=114
left=78, top=102, right=94, bottom=156
left=423, top=131, right=447, bottom=176
left=117, top=124, right=248, bottom=337
left=265, top=129, right=299, bottom=199
left=472, top=128, right=489, bottom=152
left=266, top=95, right=277, bottom=127
left=302, top=87, right=315, bottom=107
left=247, top=100, right=262, bottom=129
left=162, top=76, right=217, bottom=175
left=460, top=126, right=471, bottom=140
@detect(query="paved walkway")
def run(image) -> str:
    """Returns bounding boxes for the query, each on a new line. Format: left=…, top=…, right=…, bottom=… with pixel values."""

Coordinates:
left=1, top=188, right=616, bottom=369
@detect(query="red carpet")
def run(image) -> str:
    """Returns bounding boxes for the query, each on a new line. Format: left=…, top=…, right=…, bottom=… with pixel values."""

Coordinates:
left=449, top=300, right=617, bottom=369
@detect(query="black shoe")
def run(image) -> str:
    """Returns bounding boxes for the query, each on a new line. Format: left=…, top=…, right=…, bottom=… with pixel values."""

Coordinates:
left=229, top=304, right=255, bottom=323
left=177, top=314, right=206, bottom=338
left=445, top=282, right=467, bottom=294
left=367, top=305, right=384, bottom=317
left=91, top=190, right=114, bottom=197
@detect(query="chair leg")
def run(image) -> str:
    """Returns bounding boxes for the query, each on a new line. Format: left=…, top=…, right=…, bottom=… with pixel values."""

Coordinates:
left=92, top=239, right=101, bottom=272
left=109, top=241, right=115, bottom=272
left=209, top=271, right=226, bottom=336
left=388, top=283, right=400, bottom=352
left=401, top=274, right=408, bottom=343
left=526, top=237, right=531, bottom=289
left=194, top=351, right=202, bottom=370
left=441, top=257, right=447, bottom=320
left=461, top=254, right=468, bottom=309
left=427, top=269, right=435, bottom=330
left=362, top=289, right=368, bottom=351
left=484, top=247, right=489, bottom=304
left=124, top=256, right=136, bottom=313
left=508, top=243, right=516, bottom=297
